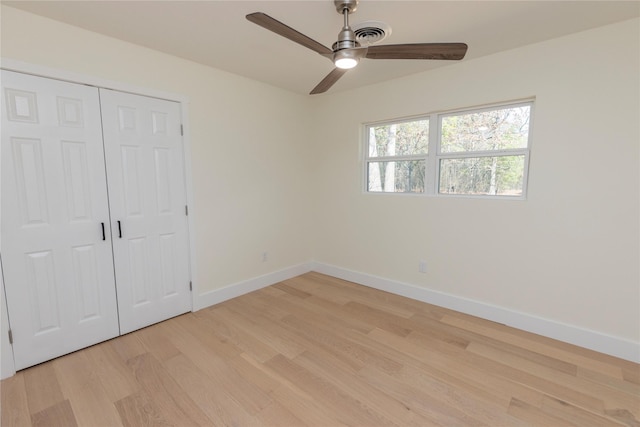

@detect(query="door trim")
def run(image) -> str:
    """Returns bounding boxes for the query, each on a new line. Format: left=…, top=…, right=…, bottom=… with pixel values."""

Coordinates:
left=0, top=58, right=199, bottom=377
left=1, top=258, right=16, bottom=379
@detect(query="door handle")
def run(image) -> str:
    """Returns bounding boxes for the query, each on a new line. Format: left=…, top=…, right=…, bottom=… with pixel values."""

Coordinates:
left=117, top=220, right=122, bottom=238
left=101, top=222, right=106, bottom=241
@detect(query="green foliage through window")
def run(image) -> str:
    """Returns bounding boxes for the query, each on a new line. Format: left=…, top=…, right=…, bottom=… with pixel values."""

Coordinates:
left=441, top=106, right=530, bottom=153
left=439, top=156, right=525, bottom=196
left=368, top=120, right=429, bottom=158
left=367, top=119, right=429, bottom=193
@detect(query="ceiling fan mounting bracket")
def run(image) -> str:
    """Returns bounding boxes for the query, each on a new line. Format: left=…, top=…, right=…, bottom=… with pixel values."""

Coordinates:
left=334, top=0, right=359, bottom=15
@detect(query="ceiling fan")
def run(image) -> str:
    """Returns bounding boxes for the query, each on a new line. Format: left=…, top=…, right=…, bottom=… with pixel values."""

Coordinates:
left=246, top=0, right=468, bottom=95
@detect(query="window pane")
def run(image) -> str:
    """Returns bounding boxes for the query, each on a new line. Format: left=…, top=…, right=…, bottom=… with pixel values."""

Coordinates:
left=441, top=105, right=530, bottom=153
left=368, top=119, right=429, bottom=158
left=368, top=160, right=425, bottom=193
left=439, top=156, right=525, bottom=196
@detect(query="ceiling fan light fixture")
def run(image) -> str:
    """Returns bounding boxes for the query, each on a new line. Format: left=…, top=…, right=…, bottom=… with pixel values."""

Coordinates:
left=333, top=50, right=359, bottom=69
left=335, top=57, right=359, bottom=69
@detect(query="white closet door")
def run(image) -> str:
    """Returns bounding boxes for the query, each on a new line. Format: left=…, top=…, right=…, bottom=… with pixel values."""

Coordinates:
left=1, top=71, right=120, bottom=370
left=99, top=89, right=191, bottom=334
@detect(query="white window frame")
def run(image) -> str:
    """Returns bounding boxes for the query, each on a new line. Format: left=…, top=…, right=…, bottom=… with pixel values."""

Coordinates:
left=364, top=99, right=534, bottom=199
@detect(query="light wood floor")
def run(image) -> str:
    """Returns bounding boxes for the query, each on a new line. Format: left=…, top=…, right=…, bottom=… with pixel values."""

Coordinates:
left=2, top=272, right=639, bottom=426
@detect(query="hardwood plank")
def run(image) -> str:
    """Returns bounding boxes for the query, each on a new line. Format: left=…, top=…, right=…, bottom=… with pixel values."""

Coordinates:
left=368, top=327, right=548, bottom=410
left=163, top=353, right=258, bottom=426
left=404, top=313, right=472, bottom=349
left=272, top=281, right=313, bottom=299
left=110, top=331, right=147, bottom=363
left=238, top=286, right=293, bottom=319
left=252, top=285, right=376, bottom=335
left=356, top=329, right=529, bottom=426
left=579, top=365, right=640, bottom=397
left=540, top=395, right=628, bottom=427
left=341, top=301, right=413, bottom=337
left=303, top=272, right=426, bottom=318
left=126, top=352, right=213, bottom=426
left=159, top=316, right=273, bottom=415
left=53, top=350, right=124, bottom=427
left=1, top=373, right=31, bottom=427
left=135, top=322, right=182, bottom=362
left=31, top=399, right=78, bottom=427
left=294, top=350, right=436, bottom=427
left=196, top=308, right=280, bottom=363
left=623, top=366, right=640, bottom=385
left=219, top=303, right=308, bottom=359
left=114, top=391, right=171, bottom=427
left=442, top=313, right=627, bottom=378
left=604, top=408, right=640, bottom=426
left=467, top=341, right=640, bottom=420
left=280, top=313, right=403, bottom=374
left=255, top=399, right=309, bottom=427
left=236, top=352, right=295, bottom=394
left=279, top=275, right=323, bottom=293
left=83, top=340, right=141, bottom=403
left=462, top=341, right=606, bottom=414
left=508, top=397, right=575, bottom=426
left=172, top=313, right=242, bottom=361
left=305, top=294, right=377, bottom=333
left=266, top=354, right=398, bottom=427
left=412, top=312, right=575, bottom=373
left=23, top=362, right=65, bottom=415
left=357, top=364, right=473, bottom=426
left=268, top=382, right=349, bottom=426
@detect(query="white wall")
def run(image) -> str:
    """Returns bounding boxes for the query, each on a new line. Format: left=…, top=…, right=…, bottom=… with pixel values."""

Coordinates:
left=310, top=18, right=640, bottom=351
left=1, top=5, right=314, bottom=296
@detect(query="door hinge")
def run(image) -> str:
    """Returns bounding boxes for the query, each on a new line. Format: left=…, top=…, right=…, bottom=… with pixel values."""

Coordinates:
left=185, top=205, right=189, bottom=216
left=180, top=124, right=184, bottom=136
left=8, top=329, right=13, bottom=345
left=189, top=281, right=192, bottom=291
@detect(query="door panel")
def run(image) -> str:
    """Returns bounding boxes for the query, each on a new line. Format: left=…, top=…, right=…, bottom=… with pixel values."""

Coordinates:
left=61, top=141, right=94, bottom=221
left=1, top=70, right=120, bottom=370
left=11, top=136, right=49, bottom=225
left=100, top=89, right=191, bottom=334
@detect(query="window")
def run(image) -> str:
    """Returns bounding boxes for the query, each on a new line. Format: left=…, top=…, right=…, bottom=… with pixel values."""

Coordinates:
left=364, top=100, right=533, bottom=198
left=366, top=118, right=429, bottom=193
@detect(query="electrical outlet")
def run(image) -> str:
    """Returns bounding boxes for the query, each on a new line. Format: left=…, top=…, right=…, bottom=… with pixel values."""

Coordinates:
left=419, top=260, right=427, bottom=273
left=262, top=251, right=268, bottom=262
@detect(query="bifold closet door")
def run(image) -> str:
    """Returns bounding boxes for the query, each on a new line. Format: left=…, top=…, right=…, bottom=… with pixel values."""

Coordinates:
left=1, top=70, right=120, bottom=370
left=99, top=89, right=191, bottom=334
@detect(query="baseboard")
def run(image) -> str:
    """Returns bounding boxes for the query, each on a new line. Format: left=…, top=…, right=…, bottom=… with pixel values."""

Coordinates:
left=310, top=262, right=640, bottom=363
left=194, top=262, right=313, bottom=311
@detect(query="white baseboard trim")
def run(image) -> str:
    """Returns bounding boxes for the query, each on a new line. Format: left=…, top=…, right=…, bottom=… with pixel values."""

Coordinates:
left=311, top=262, right=640, bottom=363
left=194, top=262, right=313, bottom=311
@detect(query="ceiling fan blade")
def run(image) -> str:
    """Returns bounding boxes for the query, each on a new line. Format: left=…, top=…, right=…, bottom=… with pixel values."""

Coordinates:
left=246, top=12, right=333, bottom=56
left=366, top=43, right=468, bottom=60
left=310, top=68, right=349, bottom=95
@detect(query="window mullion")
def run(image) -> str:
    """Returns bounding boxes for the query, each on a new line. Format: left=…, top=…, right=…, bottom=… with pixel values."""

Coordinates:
left=366, top=154, right=425, bottom=162
left=426, top=113, right=439, bottom=195
left=439, top=148, right=528, bottom=160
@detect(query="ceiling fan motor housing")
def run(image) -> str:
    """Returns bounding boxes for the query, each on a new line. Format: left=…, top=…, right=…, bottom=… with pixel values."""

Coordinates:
left=332, top=27, right=359, bottom=51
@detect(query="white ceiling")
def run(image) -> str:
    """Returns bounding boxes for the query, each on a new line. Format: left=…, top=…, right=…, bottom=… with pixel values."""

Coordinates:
left=5, top=1, right=639, bottom=95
